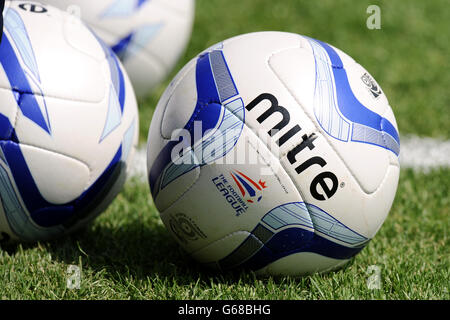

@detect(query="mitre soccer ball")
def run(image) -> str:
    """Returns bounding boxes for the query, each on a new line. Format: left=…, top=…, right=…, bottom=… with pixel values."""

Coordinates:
left=0, top=1, right=138, bottom=242
left=146, top=32, right=400, bottom=275
left=40, top=0, right=195, bottom=98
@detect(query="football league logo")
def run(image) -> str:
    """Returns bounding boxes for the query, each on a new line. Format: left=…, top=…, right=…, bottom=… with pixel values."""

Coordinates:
left=230, top=171, right=267, bottom=203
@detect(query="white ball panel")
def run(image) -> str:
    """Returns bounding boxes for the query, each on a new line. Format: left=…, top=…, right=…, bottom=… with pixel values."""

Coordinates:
left=190, top=230, right=252, bottom=263
left=364, top=164, right=400, bottom=237
left=7, top=2, right=107, bottom=102
left=20, top=144, right=90, bottom=204
left=267, top=45, right=316, bottom=120
left=62, top=14, right=106, bottom=62
left=13, top=95, right=111, bottom=183
left=0, top=87, right=18, bottom=125
left=257, top=252, right=349, bottom=276
left=146, top=57, right=198, bottom=174
left=222, top=33, right=318, bottom=156
left=267, top=45, right=391, bottom=194
left=155, top=167, right=200, bottom=212
left=40, top=0, right=195, bottom=97
left=160, top=59, right=197, bottom=139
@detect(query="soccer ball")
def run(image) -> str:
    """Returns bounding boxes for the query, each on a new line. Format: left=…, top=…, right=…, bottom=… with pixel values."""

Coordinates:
left=39, top=0, right=195, bottom=98
left=0, top=1, right=138, bottom=242
left=146, top=32, right=400, bottom=275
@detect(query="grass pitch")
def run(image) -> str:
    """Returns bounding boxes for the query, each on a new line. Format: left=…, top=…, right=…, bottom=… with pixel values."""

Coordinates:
left=1, top=169, right=448, bottom=300
left=0, top=0, right=449, bottom=300
left=139, top=0, right=450, bottom=141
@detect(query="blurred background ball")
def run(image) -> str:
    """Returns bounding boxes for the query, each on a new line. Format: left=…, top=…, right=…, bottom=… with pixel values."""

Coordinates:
left=0, top=1, right=138, bottom=241
left=146, top=32, right=400, bottom=276
left=39, top=0, right=195, bottom=98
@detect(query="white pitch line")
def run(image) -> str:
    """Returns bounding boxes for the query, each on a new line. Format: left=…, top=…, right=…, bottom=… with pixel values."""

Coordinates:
left=129, top=136, right=450, bottom=182
left=399, top=135, right=450, bottom=171
left=129, top=147, right=148, bottom=182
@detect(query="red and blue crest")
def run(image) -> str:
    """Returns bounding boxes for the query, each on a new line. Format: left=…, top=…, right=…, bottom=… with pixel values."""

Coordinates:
left=230, top=171, right=267, bottom=203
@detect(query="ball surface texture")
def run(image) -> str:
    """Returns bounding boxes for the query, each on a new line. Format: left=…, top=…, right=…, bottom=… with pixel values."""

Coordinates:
left=0, top=1, right=138, bottom=241
left=147, top=32, right=400, bottom=275
left=40, top=0, right=195, bottom=97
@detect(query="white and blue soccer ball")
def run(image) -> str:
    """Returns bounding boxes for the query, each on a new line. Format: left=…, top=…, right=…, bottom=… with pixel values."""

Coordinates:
left=146, top=32, right=400, bottom=275
left=0, top=1, right=138, bottom=241
left=40, top=0, right=195, bottom=98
